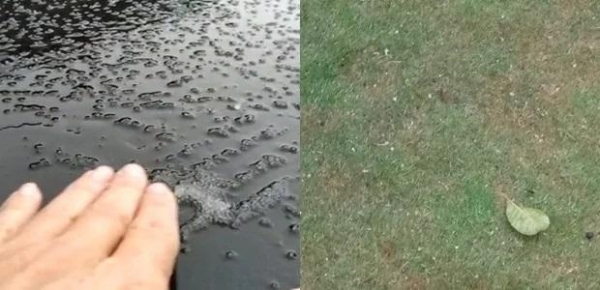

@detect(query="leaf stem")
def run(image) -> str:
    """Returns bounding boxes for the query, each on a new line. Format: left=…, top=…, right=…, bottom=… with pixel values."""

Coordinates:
left=500, top=192, right=512, bottom=202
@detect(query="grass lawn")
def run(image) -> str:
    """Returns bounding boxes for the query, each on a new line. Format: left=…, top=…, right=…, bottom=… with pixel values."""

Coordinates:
left=301, top=1, right=600, bottom=289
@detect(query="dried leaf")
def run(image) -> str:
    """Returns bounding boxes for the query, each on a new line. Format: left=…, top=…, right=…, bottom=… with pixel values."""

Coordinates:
left=506, top=200, right=550, bottom=236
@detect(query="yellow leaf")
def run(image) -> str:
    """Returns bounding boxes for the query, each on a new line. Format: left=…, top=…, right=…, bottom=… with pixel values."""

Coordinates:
left=506, top=200, right=550, bottom=236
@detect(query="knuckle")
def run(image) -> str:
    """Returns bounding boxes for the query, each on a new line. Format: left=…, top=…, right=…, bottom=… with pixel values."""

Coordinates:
left=0, top=225, right=16, bottom=241
left=130, top=218, right=165, bottom=231
left=90, top=204, right=133, bottom=232
left=105, top=211, right=132, bottom=232
left=127, top=220, right=179, bottom=250
left=43, top=209, right=78, bottom=225
left=123, top=272, right=168, bottom=290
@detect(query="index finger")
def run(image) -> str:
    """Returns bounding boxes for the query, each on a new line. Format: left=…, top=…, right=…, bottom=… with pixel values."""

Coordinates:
left=56, top=163, right=148, bottom=261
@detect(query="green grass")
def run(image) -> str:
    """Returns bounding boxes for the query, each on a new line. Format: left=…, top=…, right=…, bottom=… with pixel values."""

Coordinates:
left=302, top=1, right=600, bottom=289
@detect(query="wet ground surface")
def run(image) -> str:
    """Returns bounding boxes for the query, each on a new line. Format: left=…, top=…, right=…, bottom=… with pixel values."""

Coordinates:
left=0, top=0, right=299, bottom=289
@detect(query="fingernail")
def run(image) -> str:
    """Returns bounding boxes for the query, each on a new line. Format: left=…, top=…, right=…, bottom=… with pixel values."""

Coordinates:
left=19, top=183, right=39, bottom=197
left=119, top=163, right=146, bottom=178
left=147, top=183, right=171, bottom=195
left=91, top=166, right=114, bottom=181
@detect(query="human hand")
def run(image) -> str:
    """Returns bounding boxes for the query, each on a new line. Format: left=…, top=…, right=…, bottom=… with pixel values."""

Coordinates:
left=0, top=164, right=179, bottom=290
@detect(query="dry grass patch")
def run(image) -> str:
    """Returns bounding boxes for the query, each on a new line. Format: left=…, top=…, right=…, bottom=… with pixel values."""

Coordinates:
left=338, top=46, right=402, bottom=99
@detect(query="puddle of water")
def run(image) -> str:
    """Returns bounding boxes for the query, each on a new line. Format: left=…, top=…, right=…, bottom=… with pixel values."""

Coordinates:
left=0, top=0, right=299, bottom=288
